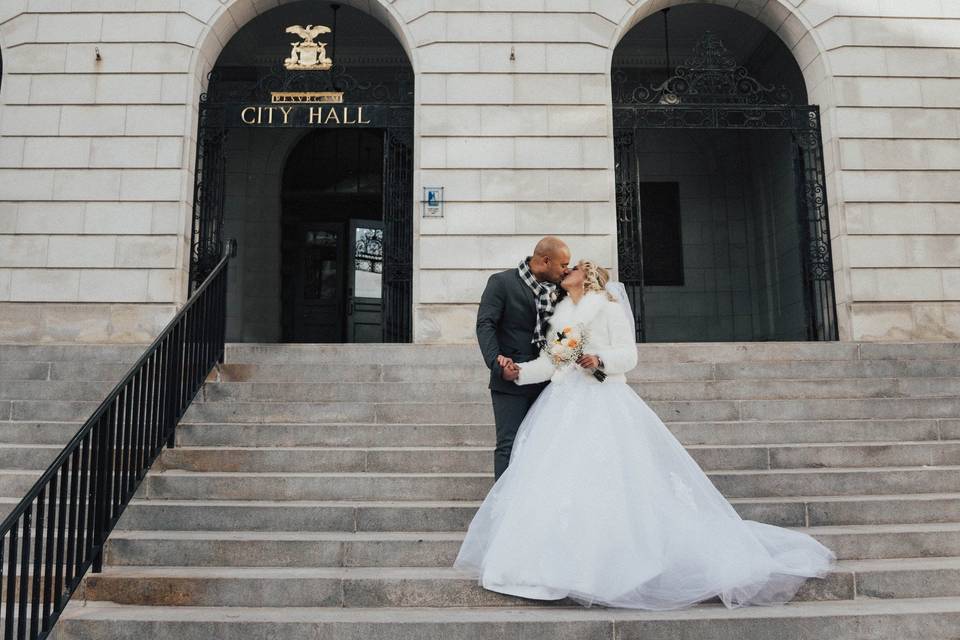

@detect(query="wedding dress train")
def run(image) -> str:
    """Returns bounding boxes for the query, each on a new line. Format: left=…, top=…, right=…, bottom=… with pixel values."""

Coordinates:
left=454, top=289, right=837, bottom=610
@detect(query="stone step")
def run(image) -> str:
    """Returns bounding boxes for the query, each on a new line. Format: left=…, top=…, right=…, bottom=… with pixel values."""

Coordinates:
left=0, top=499, right=472, bottom=534
left=0, top=444, right=63, bottom=469
left=113, top=499, right=483, bottom=533
left=2, top=418, right=942, bottom=448
left=223, top=344, right=480, bottom=365
left=0, top=344, right=144, bottom=364
left=813, top=521, right=960, bottom=560
left=76, top=557, right=960, bottom=607
left=210, top=358, right=960, bottom=384
left=6, top=375, right=960, bottom=403
left=3, top=342, right=960, bottom=367
left=77, top=566, right=837, bottom=608
left=711, top=466, right=960, bottom=499
left=138, top=471, right=494, bottom=502
left=9, top=394, right=960, bottom=428
left=0, top=491, right=956, bottom=533
left=0, top=361, right=136, bottom=383
left=803, top=493, right=960, bottom=527
left=18, top=361, right=134, bottom=382
left=99, top=524, right=960, bottom=566
left=0, top=361, right=53, bottom=381
left=45, top=597, right=960, bottom=640
left=2, top=418, right=954, bottom=452
left=102, top=531, right=469, bottom=568
left=175, top=396, right=960, bottom=425
left=147, top=441, right=960, bottom=473
left=106, top=493, right=960, bottom=532
left=0, top=490, right=952, bottom=532
left=155, top=446, right=493, bottom=474
left=173, top=419, right=955, bottom=448
left=2, top=481, right=958, bottom=532
left=712, top=358, right=960, bottom=380
left=0, top=421, right=84, bottom=445
left=191, top=378, right=960, bottom=403
left=0, top=380, right=121, bottom=401
left=218, top=341, right=960, bottom=364
left=673, top=418, right=960, bottom=446
left=129, top=466, right=960, bottom=502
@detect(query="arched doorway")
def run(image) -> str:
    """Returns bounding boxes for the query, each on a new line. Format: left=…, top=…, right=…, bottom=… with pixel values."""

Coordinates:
left=190, top=0, right=413, bottom=343
left=612, top=4, right=838, bottom=342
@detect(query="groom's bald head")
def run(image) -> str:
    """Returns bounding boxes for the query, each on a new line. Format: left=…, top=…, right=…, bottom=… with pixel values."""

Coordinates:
left=533, top=236, right=567, bottom=259
left=530, top=236, right=571, bottom=284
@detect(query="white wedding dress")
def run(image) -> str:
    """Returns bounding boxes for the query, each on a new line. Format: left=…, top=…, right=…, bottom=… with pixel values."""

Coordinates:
left=454, top=286, right=837, bottom=610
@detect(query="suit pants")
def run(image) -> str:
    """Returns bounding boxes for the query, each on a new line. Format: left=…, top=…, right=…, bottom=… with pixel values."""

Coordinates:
left=490, top=390, right=540, bottom=480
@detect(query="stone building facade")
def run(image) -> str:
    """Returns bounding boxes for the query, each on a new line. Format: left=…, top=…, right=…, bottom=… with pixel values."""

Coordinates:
left=0, top=0, right=958, bottom=344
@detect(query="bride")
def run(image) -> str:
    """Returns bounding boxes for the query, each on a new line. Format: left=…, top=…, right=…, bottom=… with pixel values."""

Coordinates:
left=454, top=260, right=837, bottom=610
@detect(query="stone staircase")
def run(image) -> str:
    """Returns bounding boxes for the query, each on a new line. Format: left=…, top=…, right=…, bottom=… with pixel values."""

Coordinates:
left=4, top=342, right=960, bottom=637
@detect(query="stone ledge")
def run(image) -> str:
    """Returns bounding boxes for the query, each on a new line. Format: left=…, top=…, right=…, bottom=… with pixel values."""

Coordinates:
left=0, top=302, right=175, bottom=343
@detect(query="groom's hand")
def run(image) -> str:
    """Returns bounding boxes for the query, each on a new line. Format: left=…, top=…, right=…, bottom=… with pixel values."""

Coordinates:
left=578, top=354, right=601, bottom=369
left=497, top=355, right=514, bottom=369
left=501, top=362, right=520, bottom=381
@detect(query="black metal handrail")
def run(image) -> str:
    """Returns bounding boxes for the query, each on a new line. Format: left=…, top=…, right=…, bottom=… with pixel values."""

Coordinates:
left=0, top=240, right=235, bottom=639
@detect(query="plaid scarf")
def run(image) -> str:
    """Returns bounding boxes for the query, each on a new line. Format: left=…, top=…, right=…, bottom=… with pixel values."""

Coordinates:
left=518, top=257, right=558, bottom=349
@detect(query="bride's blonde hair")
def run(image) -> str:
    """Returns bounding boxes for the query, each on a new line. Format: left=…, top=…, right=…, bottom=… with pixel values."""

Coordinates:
left=578, top=260, right=616, bottom=301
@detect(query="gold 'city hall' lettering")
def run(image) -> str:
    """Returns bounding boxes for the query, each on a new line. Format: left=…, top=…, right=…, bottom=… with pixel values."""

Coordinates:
left=241, top=106, right=279, bottom=124
left=240, top=105, right=372, bottom=126
left=307, top=106, right=370, bottom=125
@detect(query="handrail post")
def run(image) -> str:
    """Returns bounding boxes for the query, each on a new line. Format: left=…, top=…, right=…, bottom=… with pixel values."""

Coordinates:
left=220, top=239, right=237, bottom=366
left=165, top=320, right=184, bottom=449
left=91, top=413, right=113, bottom=573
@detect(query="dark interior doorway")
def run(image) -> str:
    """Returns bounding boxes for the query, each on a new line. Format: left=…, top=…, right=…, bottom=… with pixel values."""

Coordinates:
left=280, top=129, right=386, bottom=343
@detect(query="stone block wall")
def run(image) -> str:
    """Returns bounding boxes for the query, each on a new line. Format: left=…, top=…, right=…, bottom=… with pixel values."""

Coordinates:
left=0, top=0, right=958, bottom=342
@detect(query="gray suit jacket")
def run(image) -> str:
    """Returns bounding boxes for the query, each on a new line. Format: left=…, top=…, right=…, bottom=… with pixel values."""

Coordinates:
left=476, top=269, right=550, bottom=397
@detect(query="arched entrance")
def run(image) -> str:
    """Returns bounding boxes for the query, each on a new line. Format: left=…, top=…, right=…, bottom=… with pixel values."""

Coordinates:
left=190, top=1, right=413, bottom=343
left=612, top=4, right=838, bottom=342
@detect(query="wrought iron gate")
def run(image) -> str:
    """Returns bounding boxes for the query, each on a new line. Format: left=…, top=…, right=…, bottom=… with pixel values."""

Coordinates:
left=612, top=32, right=839, bottom=342
left=189, top=62, right=414, bottom=342
left=189, top=99, right=227, bottom=295
left=382, top=128, right=414, bottom=342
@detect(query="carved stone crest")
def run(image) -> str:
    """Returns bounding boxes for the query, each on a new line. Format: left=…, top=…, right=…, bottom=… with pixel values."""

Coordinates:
left=283, top=25, right=333, bottom=71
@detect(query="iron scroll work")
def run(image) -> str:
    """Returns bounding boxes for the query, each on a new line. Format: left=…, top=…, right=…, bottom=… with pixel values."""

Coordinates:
left=190, top=62, right=414, bottom=341
left=613, top=32, right=839, bottom=342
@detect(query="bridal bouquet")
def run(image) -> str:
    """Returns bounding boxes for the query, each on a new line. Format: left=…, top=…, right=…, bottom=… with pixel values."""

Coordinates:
left=547, top=324, right=606, bottom=382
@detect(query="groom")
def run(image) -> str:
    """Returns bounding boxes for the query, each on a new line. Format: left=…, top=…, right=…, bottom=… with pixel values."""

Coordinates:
left=476, top=236, right=571, bottom=480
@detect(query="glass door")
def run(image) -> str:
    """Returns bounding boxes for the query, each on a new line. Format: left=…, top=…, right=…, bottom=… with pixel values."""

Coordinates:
left=348, top=220, right=384, bottom=342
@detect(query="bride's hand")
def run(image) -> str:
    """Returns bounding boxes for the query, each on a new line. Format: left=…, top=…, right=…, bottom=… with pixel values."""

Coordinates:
left=577, top=354, right=601, bottom=369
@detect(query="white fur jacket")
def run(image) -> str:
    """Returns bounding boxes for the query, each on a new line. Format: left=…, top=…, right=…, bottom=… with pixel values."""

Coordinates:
left=516, top=289, right=638, bottom=386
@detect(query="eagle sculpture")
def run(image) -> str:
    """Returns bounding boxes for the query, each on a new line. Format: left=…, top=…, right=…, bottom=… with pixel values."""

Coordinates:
left=285, top=25, right=331, bottom=44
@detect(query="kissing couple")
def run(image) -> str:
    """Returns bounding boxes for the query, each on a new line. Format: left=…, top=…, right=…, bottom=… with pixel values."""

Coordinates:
left=454, top=236, right=837, bottom=610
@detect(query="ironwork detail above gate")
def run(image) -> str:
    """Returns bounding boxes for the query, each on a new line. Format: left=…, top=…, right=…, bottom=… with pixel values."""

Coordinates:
left=207, top=62, right=414, bottom=106
left=612, top=32, right=793, bottom=107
